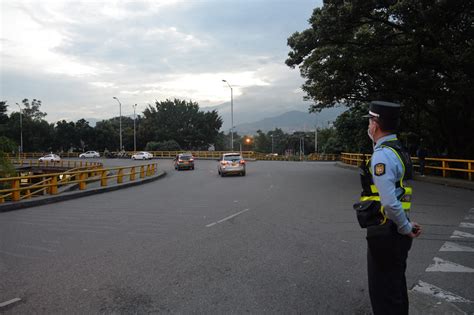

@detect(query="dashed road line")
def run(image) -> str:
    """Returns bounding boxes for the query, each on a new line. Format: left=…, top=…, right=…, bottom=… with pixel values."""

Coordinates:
left=206, top=208, right=250, bottom=227
left=411, top=281, right=472, bottom=303
left=426, top=257, right=474, bottom=273
left=0, top=298, right=21, bottom=308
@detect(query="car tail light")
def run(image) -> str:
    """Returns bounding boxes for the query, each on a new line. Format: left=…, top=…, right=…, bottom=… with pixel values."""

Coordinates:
left=240, top=160, right=246, bottom=164
left=189, top=159, right=194, bottom=162
left=178, top=159, right=183, bottom=163
left=220, top=161, right=227, bottom=165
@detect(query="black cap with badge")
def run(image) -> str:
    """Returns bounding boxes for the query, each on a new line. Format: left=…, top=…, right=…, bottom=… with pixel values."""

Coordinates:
left=363, top=101, right=401, bottom=131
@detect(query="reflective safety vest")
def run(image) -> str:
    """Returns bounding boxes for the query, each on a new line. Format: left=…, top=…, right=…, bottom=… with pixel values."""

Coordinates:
left=359, top=139, right=413, bottom=225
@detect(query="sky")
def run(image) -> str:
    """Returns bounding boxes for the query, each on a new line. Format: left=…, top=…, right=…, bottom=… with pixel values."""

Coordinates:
left=1, top=0, right=323, bottom=128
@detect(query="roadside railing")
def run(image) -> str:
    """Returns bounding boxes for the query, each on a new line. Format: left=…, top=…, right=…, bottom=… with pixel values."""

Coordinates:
left=11, top=159, right=103, bottom=169
left=341, top=153, right=473, bottom=181
left=0, top=162, right=158, bottom=203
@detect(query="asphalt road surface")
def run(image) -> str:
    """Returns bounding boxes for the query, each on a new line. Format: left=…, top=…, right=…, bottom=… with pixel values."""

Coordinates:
left=1, top=159, right=473, bottom=313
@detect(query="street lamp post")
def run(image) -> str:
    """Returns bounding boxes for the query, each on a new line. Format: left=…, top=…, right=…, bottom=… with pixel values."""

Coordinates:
left=133, top=104, right=137, bottom=152
left=222, top=80, right=234, bottom=151
left=112, top=97, right=123, bottom=151
left=15, top=103, right=23, bottom=154
left=270, top=134, right=274, bottom=154
left=315, top=127, right=318, bottom=153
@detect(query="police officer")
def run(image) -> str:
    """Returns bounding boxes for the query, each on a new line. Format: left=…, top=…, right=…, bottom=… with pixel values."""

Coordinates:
left=361, top=101, right=422, bottom=315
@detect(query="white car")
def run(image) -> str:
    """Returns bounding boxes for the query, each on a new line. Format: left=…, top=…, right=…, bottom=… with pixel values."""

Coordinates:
left=218, top=153, right=246, bottom=176
left=38, top=154, right=61, bottom=162
left=131, top=151, right=153, bottom=160
left=79, top=151, right=100, bottom=158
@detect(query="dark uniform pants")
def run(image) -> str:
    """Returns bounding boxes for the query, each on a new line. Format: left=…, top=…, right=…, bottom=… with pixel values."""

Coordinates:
left=366, top=223, right=413, bottom=315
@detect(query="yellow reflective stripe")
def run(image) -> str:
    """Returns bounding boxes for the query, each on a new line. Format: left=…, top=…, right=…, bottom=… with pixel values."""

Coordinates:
left=360, top=196, right=380, bottom=201
left=380, top=206, right=388, bottom=225
left=402, top=202, right=411, bottom=210
left=404, top=187, right=412, bottom=195
left=370, top=185, right=378, bottom=193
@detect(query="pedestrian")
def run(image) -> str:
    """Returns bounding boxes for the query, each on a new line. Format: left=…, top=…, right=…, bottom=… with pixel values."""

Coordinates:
left=355, top=101, right=422, bottom=315
left=416, top=142, right=428, bottom=176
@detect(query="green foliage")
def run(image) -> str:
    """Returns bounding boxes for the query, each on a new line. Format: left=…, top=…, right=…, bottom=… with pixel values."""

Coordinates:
left=287, top=1, right=474, bottom=157
left=145, top=140, right=181, bottom=151
left=140, top=99, right=222, bottom=150
left=0, top=136, right=16, bottom=153
left=0, top=151, right=16, bottom=181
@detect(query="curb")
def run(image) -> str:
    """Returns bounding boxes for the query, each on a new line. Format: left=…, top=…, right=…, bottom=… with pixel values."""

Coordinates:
left=0, top=171, right=167, bottom=212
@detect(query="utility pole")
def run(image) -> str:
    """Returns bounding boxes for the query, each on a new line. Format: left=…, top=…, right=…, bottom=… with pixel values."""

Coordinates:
left=113, top=97, right=123, bottom=151
left=15, top=103, right=23, bottom=154
left=133, top=104, right=137, bottom=152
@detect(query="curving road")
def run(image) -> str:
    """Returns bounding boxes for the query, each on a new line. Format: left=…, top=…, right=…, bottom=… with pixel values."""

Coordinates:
left=1, top=159, right=473, bottom=313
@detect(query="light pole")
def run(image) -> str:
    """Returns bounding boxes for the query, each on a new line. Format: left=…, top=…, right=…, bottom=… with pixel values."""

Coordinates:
left=133, top=104, right=137, bottom=152
left=270, top=134, right=274, bottom=154
left=315, top=126, right=318, bottom=153
left=15, top=103, right=23, bottom=154
left=112, top=97, right=122, bottom=151
left=222, top=80, right=233, bottom=151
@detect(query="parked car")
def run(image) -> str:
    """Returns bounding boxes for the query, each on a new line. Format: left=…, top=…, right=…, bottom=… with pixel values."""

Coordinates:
left=131, top=151, right=153, bottom=160
left=79, top=151, right=100, bottom=158
left=218, top=153, right=246, bottom=176
left=174, top=153, right=195, bottom=170
left=38, top=154, right=61, bottom=163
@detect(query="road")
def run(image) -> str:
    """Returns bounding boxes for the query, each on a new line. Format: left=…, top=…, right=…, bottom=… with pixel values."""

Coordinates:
left=1, top=159, right=473, bottom=313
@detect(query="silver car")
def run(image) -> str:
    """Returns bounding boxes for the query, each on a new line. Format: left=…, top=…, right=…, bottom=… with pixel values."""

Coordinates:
left=218, top=153, right=246, bottom=176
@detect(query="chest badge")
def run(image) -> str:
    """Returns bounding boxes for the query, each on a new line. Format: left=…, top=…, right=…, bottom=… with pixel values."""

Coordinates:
left=374, top=163, right=386, bottom=176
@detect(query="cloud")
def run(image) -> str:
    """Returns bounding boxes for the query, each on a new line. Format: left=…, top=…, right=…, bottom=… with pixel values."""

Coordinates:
left=1, top=0, right=322, bottom=127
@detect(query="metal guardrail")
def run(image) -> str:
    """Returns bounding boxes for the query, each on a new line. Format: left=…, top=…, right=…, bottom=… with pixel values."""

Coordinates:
left=0, top=162, right=158, bottom=203
left=341, top=153, right=473, bottom=181
left=11, top=159, right=103, bottom=169
left=7, top=151, right=341, bottom=161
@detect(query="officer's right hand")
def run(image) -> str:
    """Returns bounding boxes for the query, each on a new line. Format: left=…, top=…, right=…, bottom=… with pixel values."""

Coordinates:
left=408, top=222, right=422, bottom=238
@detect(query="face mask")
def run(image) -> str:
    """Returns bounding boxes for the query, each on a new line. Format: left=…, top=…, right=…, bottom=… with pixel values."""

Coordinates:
left=367, top=127, right=374, bottom=142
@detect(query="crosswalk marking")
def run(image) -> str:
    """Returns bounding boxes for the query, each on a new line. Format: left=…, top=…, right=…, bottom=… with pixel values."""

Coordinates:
left=459, top=222, right=474, bottom=228
left=451, top=230, right=474, bottom=239
left=411, top=281, right=472, bottom=303
left=440, top=241, right=474, bottom=252
left=426, top=257, right=474, bottom=273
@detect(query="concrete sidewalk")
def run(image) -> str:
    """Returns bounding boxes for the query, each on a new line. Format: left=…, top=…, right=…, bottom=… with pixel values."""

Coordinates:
left=0, top=170, right=166, bottom=212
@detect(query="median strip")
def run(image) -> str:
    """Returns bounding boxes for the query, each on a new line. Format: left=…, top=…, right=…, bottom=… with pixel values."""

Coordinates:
left=206, top=208, right=250, bottom=227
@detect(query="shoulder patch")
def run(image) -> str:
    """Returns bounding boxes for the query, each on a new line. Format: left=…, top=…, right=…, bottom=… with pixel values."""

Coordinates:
left=374, top=163, right=386, bottom=176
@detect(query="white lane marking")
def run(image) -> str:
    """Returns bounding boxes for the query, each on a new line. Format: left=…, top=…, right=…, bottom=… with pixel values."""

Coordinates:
left=440, top=241, right=474, bottom=252
left=464, top=214, right=474, bottom=220
left=460, top=222, right=474, bottom=228
left=0, top=298, right=21, bottom=308
left=426, top=257, right=474, bottom=273
left=206, top=208, right=250, bottom=228
left=451, top=230, right=474, bottom=239
left=0, top=250, right=38, bottom=259
left=19, top=244, right=56, bottom=253
left=411, top=281, right=472, bottom=303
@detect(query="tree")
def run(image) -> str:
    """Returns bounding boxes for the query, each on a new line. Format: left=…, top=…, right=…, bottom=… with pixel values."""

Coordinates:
left=287, top=1, right=474, bottom=157
left=140, top=99, right=222, bottom=149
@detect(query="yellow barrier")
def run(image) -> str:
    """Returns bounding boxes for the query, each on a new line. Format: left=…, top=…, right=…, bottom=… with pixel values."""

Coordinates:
left=0, top=162, right=158, bottom=203
left=341, top=153, right=474, bottom=181
left=11, top=159, right=102, bottom=169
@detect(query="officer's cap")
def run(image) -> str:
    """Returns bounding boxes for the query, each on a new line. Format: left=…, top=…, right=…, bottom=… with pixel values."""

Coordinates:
left=363, top=101, right=401, bottom=130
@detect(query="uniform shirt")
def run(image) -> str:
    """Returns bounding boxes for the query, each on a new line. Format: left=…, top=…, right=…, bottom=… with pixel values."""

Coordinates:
left=372, top=134, right=413, bottom=235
